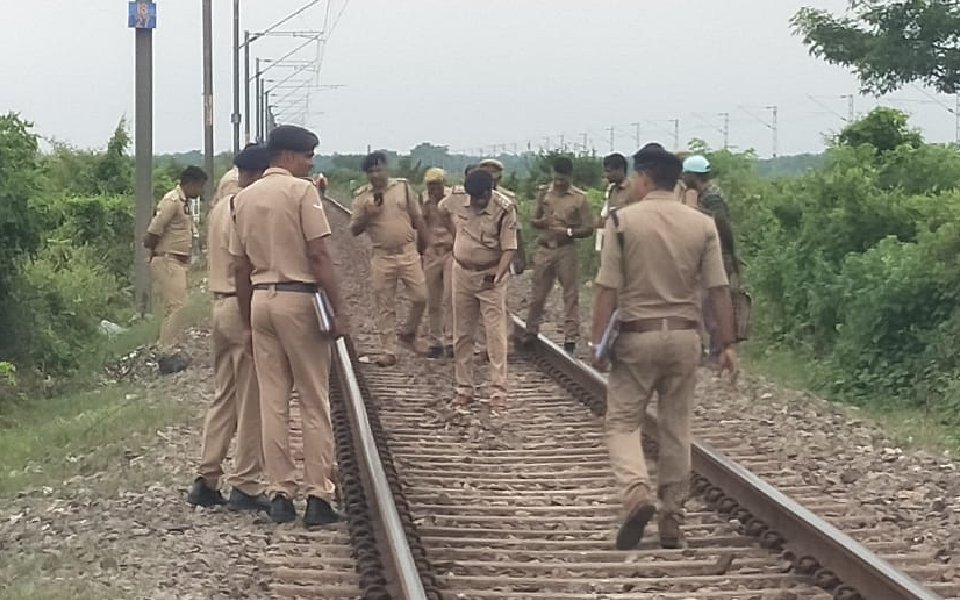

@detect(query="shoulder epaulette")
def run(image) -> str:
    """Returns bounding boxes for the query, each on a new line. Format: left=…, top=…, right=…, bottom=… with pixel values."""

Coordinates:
left=495, top=191, right=514, bottom=210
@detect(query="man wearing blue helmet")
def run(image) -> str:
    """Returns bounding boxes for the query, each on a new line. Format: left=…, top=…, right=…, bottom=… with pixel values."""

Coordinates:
left=682, top=156, right=737, bottom=363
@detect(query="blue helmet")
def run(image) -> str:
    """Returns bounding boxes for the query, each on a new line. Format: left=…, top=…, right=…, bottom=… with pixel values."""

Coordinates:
left=682, top=155, right=711, bottom=174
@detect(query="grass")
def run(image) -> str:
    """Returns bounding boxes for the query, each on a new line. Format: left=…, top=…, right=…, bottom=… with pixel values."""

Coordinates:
left=0, top=383, right=185, bottom=497
left=745, top=344, right=960, bottom=453
left=0, top=549, right=122, bottom=600
left=0, top=288, right=210, bottom=499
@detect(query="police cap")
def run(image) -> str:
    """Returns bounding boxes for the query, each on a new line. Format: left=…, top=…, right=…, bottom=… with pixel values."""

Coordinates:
left=267, top=125, right=319, bottom=153
left=633, top=142, right=682, bottom=172
left=233, top=144, right=271, bottom=172
left=479, top=158, right=504, bottom=172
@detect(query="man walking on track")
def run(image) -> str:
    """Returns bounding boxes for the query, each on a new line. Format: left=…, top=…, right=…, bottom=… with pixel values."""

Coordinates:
left=420, top=167, right=454, bottom=359
left=350, top=151, right=431, bottom=367
left=592, top=143, right=737, bottom=551
left=143, top=165, right=207, bottom=374
left=230, top=125, right=347, bottom=527
left=188, top=144, right=271, bottom=512
left=439, top=169, right=517, bottom=412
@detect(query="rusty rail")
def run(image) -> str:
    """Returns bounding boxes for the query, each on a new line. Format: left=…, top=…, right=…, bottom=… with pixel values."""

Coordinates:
left=513, top=313, right=941, bottom=600
left=324, top=193, right=940, bottom=600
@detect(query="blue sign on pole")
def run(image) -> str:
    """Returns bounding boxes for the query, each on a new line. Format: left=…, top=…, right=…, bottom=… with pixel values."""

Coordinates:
left=128, top=2, right=157, bottom=29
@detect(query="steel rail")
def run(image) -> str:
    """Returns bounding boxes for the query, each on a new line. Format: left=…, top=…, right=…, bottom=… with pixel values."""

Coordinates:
left=331, top=336, right=427, bottom=600
left=321, top=196, right=427, bottom=599
left=324, top=193, right=939, bottom=600
left=510, top=313, right=942, bottom=600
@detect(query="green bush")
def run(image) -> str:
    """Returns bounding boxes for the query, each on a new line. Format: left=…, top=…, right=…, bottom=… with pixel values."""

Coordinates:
left=727, top=108, right=960, bottom=425
left=56, top=195, right=135, bottom=286
left=6, top=245, right=120, bottom=373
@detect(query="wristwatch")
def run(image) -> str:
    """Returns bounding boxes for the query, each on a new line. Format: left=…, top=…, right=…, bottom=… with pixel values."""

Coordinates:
left=566, top=227, right=573, bottom=237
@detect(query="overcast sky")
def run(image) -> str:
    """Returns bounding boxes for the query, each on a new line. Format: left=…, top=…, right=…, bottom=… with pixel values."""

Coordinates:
left=2, top=0, right=957, bottom=158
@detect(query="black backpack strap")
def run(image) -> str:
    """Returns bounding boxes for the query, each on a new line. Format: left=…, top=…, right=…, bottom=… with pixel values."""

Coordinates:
left=609, top=208, right=625, bottom=253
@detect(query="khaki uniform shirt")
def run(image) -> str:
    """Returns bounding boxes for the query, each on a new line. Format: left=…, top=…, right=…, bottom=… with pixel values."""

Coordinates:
left=497, top=187, right=524, bottom=231
left=421, top=186, right=454, bottom=248
left=440, top=191, right=518, bottom=268
left=351, top=178, right=421, bottom=252
left=228, top=168, right=331, bottom=285
left=597, top=180, right=633, bottom=252
left=207, top=193, right=237, bottom=294
left=147, top=185, right=195, bottom=256
left=535, top=184, right=594, bottom=246
left=595, top=190, right=728, bottom=322
left=606, top=179, right=634, bottom=211
left=214, top=167, right=240, bottom=207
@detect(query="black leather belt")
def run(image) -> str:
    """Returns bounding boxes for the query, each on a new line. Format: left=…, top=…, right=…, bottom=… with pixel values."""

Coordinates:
left=538, top=238, right=574, bottom=249
left=213, top=292, right=236, bottom=300
left=252, top=282, right=317, bottom=293
left=155, top=252, right=190, bottom=264
left=454, top=257, right=499, bottom=272
left=620, top=317, right=699, bottom=334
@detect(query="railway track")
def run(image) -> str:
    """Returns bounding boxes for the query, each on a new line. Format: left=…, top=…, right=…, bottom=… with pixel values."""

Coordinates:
left=265, top=195, right=955, bottom=599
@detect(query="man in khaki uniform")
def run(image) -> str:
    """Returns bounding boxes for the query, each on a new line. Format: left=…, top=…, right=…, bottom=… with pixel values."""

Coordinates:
left=591, top=143, right=738, bottom=551
left=143, top=166, right=207, bottom=374
left=596, top=153, right=632, bottom=253
left=230, top=125, right=347, bottom=527
left=523, top=156, right=595, bottom=353
left=682, top=155, right=738, bottom=362
left=350, top=152, right=430, bottom=367
left=420, top=167, right=454, bottom=359
left=188, top=145, right=270, bottom=511
left=439, top=169, right=517, bottom=411
left=475, top=159, right=518, bottom=360
left=214, top=166, right=239, bottom=208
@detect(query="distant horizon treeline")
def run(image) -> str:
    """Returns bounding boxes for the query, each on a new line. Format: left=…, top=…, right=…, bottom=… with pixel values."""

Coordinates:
left=155, top=141, right=826, bottom=180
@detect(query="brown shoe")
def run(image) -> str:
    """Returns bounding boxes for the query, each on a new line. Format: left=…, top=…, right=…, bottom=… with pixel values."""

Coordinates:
left=616, top=492, right=656, bottom=551
left=374, top=354, right=397, bottom=367
left=451, top=393, right=473, bottom=408
left=488, top=394, right=507, bottom=412
left=659, top=512, right=685, bottom=549
left=398, top=333, right=426, bottom=356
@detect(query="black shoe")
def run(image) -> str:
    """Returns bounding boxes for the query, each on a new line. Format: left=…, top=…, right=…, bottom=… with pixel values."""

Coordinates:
left=303, top=496, right=340, bottom=527
left=158, top=354, right=189, bottom=375
left=186, top=477, right=226, bottom=507
left=444, top=345, right=454, bottom=358
left=427, top=345, right=444, bottom=359
left=615, top=503, right=656, bottom=551
left=517, top=333, right=536, bottom=350
left=227, top=488, right=271, bottom=512
left=269, top=494, right=296, bottom=523
left=564, top=341, right=576, bottom=354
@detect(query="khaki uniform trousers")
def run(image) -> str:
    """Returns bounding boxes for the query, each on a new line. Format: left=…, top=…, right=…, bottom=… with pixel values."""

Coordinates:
left=371, top=249, right=428, bottom=356
left=452, top=264, right=509, bottom=400
left=150, top=254, right=188, bottom=351
left=423, top=247, right=453, bottom=347
left=606, top=327, right=701, bottom=514
left=197, top=297, right=264, bottom=495
left=525, top=243, right=580, bottom=341
left=251, top=289, right=336, bottom=501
